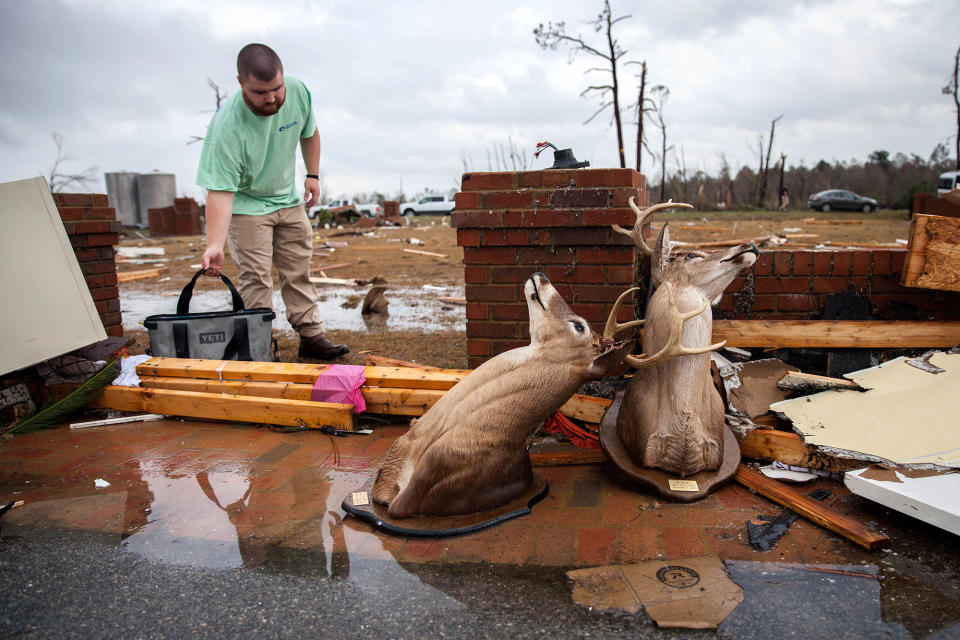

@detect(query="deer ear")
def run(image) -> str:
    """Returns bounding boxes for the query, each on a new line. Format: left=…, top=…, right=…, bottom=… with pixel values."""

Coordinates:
left=588, top=339, right=635, bottom=377
left=652, top=224, right=671, bottom=285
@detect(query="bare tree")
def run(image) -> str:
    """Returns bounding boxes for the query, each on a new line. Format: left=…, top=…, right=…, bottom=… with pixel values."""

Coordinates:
left=755, top=115, right=783, bottom=208
left=46, top=133, right=98, bottom=193
left=188, top=78, right=230, bottom=145
left=776, top=152, right=787, bottom=209
left=647, top=85, right=672, bottom=201
left=943, top=45, right=960, bottom=170
left=632, top=60, right=648, bottom=172
left=534, top=0, right=632, bottom=167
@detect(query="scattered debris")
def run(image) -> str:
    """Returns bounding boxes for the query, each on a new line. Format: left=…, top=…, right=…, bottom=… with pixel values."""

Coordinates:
left=116, top=246, right=166, bottom=257
left=69, top=413, right=165, bottom=429
left=747, top=488, right=830, bottom=550
left=117, top=266, right=168, bottom=283
left=361, top=285, right=389, bottom=315
left=568, top=555, right=743, bottom=629
left=845, top=465, right=960, bottom=535
left=94, top=478, right=111, bottom=488
left=403, top=248, right=448, bottom=258
left=771, top=351, right=960, bottom=469
left=437, top=296, right=466, bottom=306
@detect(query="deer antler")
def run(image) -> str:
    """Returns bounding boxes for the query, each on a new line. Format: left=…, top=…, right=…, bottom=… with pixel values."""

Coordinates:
left=623, top=282, right=727, bottom=370
left=603, top=287, right=644, bottom=340
left=612, top=197, right=694, bottom=256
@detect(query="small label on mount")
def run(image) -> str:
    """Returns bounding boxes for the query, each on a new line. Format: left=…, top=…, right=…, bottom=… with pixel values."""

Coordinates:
left=351, top=491, right=370, bottom=506
left=668, top=479, right=699, bottom=492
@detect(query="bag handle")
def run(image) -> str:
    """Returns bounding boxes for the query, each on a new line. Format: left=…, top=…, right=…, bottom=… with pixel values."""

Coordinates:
left=177, top=268, right=246, bottom=315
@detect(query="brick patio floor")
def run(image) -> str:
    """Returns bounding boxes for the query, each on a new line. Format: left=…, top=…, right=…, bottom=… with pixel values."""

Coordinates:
left=0, top=417, right=901, bottom=570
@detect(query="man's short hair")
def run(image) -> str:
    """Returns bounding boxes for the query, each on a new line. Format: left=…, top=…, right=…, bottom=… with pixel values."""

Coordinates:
left=237, top=44, right=283, bottom=82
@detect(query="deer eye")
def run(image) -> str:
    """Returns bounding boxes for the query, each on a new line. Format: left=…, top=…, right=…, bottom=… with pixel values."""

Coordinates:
left=685, top=253, right=699, bottom=260
left=572, top=320, right=586, bottom=334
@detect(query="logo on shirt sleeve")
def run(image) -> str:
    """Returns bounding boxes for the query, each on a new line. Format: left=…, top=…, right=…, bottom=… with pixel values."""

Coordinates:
left=278, top=120, right=299, bottom=132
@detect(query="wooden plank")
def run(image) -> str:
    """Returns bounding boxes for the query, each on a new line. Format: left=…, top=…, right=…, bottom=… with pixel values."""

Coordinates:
left=711, top=320, right=960, bottom=348
left=363, top=355, right=441, bottom=370
left=734, top=464, right=889, bottom=550
left=777, top=371, right=861, bottom=392
left=135, top=359, right=470, bottom=389
left=559, top=394, right=611, bottom=424
left=530, top=449, right=606, bottom=466
left=402, top=248, right=447, bottom=258
left=117, top=266, right=167, bottom=283
left=90, top=386, right=355, bottom=430
left=437, top=296, right=467, bottom=306
left=309, top=262, right=351, bottom=274
left=901, top=214, right=960, bottom=292
left=309, top=276, right=357, bottom=286
left=845, top=467, right=960, bottom=536
left=139, top=374, right=609, bottom=422
left=738, top=428, right=861, bottom=473
left=802, top=218, right=863, bottom=225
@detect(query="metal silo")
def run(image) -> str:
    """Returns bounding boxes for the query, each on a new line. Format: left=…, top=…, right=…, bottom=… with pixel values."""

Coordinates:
left=104, top=171, right=140, bottom=226
left=136, top=172, right=177, bottom=226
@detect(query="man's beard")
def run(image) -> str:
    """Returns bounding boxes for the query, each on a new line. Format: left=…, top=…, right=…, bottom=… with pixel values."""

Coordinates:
left=244, top=94, right=284, bottom=116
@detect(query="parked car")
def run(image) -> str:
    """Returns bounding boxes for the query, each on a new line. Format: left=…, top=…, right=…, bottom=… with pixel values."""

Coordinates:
left=807, top=189, right=878, bottom=213
left=308, top=198, right=381, bottom=220
left=937, top=170, right=960, bottom=195
left=400, top=195, right=455, bottom=216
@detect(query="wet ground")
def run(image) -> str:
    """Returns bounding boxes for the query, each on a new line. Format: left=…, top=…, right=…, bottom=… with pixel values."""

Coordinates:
left=1, top=418, right=958, bottom=638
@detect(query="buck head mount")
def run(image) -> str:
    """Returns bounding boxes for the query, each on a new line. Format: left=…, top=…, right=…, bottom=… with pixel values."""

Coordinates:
left=610, top=198, right=759, bottom=477
left=371, top=271, right=701, bottom=519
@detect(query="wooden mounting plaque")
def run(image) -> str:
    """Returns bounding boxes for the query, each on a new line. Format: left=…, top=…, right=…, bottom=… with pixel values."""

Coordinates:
left=599, top=392, right=739, bottom=503
left=342, top=474, right=549, bottom=538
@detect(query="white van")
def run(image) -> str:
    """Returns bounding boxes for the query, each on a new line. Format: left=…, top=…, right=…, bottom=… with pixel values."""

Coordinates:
left=938, top=170, right=960, bottom=195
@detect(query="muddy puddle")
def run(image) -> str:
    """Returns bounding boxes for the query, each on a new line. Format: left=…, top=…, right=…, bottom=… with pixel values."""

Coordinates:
left=120, top=285, right=466, bottom=333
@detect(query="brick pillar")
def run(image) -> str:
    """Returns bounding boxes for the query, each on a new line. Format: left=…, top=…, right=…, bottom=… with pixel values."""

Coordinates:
left=54, top=193, right=123, bottom=337
left=452, top=168, right=648, bottom=369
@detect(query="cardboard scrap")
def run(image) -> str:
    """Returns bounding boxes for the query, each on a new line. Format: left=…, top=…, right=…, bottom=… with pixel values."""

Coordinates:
left=718, top=358, right=798, bottom=418
left=567, top=555, right=743, bottom=629
left=771, top=351, right=960, bottom=469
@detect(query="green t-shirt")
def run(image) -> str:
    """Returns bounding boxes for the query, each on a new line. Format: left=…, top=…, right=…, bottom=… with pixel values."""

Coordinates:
left=196, top=75, right=317, bottom=215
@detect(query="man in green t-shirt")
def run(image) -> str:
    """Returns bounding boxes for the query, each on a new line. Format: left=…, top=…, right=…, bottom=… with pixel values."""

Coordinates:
left=197, top=43, right=348, bottom=360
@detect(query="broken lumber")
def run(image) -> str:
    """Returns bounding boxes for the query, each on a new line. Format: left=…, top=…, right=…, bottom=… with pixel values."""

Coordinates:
left=777, top=371, right=862, bottom=393
left=90, top=386, right=355, bottom=430
left=402, top=248, right=448, bottom=258
left=901, top=214, right=960, bottom=292
left=530, top=448, right=606, bottom=466
left=309, top=262, right=351, bottom=274
left=438, top=296, right=467, bottom=306
left=735, top=464, right=889, bottom=550
left=710, top=320, right=960, bottom=348
left=309, top=276, right=357, bottom=286
left=117, top=266, right=167, bottom=283
left=363, top=355, right=441, bottom=370
left=738, top=428, right=862, bottom=474
left=135, top=358, right=470, bottom=389
left=802, top=218, right=863, bottom=225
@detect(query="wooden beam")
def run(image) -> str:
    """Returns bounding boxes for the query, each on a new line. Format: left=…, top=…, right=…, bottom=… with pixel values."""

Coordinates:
left=90, top=386, right=355, bottom=430
left=402, top=248, right=447, bottom=258
left=734, top=464, right=889, bottom=550
left=802, top=218, right=863, bottom=225
left=117, top=266, right=167, bottom=283
left=363, top=355, right=441, bottom=370
left=139, top=374, right=610, bottom=423
left=777, top=371, right=862, bottom=392
left=738, top=428, right=860, bottom=473
left=711, top=320, right=960, bottom=348
left=530, top=449, right=606, bottom=466
left=135, top=359, right=471, bottom=389
left=902, top=214, right=960, bottom=292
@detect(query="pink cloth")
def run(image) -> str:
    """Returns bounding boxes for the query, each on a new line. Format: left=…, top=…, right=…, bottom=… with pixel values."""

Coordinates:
left=311, top=364, right=367, bottom=414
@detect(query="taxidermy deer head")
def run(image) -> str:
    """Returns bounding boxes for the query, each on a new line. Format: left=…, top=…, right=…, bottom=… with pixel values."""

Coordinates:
left=371, top=271, right=690, bottom=518
left=610, top=198, right=759, bottom=477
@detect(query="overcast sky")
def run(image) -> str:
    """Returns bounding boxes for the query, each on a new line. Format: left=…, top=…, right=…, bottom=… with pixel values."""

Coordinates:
left=1, top=0, right=957, bottom=204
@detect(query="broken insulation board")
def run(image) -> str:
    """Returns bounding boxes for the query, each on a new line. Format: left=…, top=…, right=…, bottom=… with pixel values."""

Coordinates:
left=845, top=465, right=960, bottom=536
left=770, top=352, right=960, bottom=469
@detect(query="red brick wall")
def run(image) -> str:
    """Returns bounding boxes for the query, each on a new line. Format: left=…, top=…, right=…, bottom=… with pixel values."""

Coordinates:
left=912, top=192, right=960, bottom=218
left=454, top=169, right=960, bottom=368
left=54, top=193, right=123, bottom=337
left=453, top=168, right=648, bottom=368
left=719, top=248, right=960, bottom=321
left=148, top=197, right=203, bottom=235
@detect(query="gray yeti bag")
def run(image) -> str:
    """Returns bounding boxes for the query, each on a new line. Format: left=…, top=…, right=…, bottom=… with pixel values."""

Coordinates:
left=144, top=269, right=276, bottom=362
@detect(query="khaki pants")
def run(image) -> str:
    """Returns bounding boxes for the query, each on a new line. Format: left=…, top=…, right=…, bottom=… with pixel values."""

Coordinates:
left=226, top=204, right=323, bottom=338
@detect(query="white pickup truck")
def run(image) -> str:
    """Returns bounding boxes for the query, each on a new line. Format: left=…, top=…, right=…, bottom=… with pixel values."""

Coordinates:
left=399, top=195, right=456, bottom=216
left=309, top=198, right=382, bottom=220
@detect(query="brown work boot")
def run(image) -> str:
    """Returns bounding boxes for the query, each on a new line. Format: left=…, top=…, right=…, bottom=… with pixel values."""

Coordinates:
left=298, top=335, right=350, bottom=360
